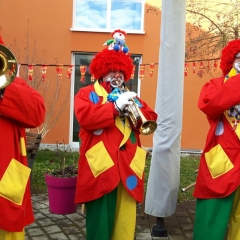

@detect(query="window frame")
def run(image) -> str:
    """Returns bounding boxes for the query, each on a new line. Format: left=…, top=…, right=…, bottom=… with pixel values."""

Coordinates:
left=71, top=0, right=146, bottom=34
left=69, top=51, right=142, bottom=148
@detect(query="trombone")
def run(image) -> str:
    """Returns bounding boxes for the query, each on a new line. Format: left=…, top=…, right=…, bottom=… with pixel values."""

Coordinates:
left=0, top=44, right=18, bottom=89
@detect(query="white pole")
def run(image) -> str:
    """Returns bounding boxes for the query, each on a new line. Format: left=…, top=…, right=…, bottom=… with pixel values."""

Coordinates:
left=145, top=0, right=186, bottom=217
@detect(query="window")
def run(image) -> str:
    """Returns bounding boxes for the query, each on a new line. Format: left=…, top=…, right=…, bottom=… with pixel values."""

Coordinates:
left=72, top=0, right=145, bottom=32
left=71, top=52, right=142, bottom=145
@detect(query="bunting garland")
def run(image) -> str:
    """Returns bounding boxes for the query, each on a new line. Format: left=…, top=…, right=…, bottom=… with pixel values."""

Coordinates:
left=80, top=65, right=87, bottom=82
left=17, top=58, right=221, bottom=81
left=28, top=65, right=34, bottom=80
left=41, top=65, right=48, bottom=81
left=149, top=63, right=155, bottom=77
left=56, top=64, right=63, bottom=79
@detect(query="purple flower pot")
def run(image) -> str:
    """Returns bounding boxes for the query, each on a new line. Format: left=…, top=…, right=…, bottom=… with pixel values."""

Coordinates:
left=45, top=174, right=77, bottom=214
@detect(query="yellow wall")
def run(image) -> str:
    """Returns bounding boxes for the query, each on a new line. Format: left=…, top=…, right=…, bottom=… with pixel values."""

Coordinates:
left=0, top=1, right=218, bottom=150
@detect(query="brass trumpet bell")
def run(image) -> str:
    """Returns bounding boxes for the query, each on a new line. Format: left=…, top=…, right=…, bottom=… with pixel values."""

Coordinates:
left=0, top=44, right=18, bottom=89
left=140, top=119, right=157, bottom=135
left=121, top=86, right=157, bottom=135
left=133, top=103, right=157, bottom=135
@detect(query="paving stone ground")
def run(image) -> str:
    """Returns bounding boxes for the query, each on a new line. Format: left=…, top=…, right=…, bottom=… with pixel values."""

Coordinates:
left=24, top=190, right=198, bottom=240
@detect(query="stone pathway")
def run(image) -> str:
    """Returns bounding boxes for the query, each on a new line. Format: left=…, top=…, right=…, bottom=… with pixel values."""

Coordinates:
left=25, top=191, right=197, bottom=240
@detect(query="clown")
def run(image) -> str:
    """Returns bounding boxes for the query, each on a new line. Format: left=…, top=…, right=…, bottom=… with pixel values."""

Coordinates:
left=103, top=29, right=129, bottom=53
left=74, top=30, right=157, bottom=240
left=193, top=39, right=240, bottom=240
left=0, top=36, right=45, bottom=240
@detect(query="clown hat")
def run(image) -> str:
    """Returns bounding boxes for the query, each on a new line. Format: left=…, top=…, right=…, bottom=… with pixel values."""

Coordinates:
left=89, top=29, right=133, bottom=81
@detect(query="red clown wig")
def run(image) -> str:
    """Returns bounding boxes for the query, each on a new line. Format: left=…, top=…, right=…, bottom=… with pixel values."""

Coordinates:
left=89, top=47, right=134, bottom=81
left=220, top=39, right=240, bottom=76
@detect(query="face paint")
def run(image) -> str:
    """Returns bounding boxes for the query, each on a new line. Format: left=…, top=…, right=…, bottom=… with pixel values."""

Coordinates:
left=234, top=60, right=240, bottom=72
left=105, top=71, right=125, bottom=88
left=107, top=76, right=124, bottom=88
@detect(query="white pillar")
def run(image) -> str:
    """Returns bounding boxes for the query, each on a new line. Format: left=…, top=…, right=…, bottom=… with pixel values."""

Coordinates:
left=145, top=0, right=186, bottom=217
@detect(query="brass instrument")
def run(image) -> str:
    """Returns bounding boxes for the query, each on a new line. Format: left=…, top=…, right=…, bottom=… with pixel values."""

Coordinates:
left=0, top=44, right=18, bottom=89
left=123, top=87, right=157, bottom=135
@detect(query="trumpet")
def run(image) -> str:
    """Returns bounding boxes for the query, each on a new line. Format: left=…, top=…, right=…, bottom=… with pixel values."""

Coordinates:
left=122, top=86, right=157, bottom=135
left=0, top=44, right=18, bottom=89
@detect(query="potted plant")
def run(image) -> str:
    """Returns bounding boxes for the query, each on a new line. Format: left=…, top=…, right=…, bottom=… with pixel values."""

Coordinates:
left=45, top=141, right=78, bottom=215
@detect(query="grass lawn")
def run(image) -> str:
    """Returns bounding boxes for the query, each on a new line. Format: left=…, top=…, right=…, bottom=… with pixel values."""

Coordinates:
left=31, top=149, right=200, bottom=202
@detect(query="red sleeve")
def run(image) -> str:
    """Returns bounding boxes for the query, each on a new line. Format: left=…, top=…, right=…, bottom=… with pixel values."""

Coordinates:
left=198, top=75, right=240, bottom=120
left=74, top=86, right=117, bottom=130
left=0, top=77, right=46, bottom=128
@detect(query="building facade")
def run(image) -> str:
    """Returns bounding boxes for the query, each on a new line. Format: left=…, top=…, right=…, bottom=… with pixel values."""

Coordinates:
left=0, top=0, right=218, bottom=150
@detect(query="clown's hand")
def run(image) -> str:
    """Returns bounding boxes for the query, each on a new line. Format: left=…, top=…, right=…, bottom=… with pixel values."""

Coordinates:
left=115, top=91, right=137, bottom=111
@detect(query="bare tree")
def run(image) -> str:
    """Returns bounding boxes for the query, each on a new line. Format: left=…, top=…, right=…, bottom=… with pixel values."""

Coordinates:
left=186, top=0, right=240, bottom=65
left=10, top=22, right=70, bottom=139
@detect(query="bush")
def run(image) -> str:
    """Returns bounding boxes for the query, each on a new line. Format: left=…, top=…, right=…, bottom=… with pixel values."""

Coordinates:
left=31, top=149, right=79, bottom=190
left=31, top=149, right=200, bottom=202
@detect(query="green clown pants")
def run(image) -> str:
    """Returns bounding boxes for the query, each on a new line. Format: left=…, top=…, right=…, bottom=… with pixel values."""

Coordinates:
left=193, top=187, right=240, bottom=240
left=85, top=182, right=136, bottom=240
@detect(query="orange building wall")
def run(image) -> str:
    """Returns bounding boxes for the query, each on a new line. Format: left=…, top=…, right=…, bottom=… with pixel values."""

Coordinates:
left=0, top=1, right=218, bottom=150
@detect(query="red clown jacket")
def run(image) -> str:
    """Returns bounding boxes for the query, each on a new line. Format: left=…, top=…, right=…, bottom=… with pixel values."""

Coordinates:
left=0, top=77, right=45, bottom=231
left=193, top=74, right=240, bottom=199
left=74, top=81, right=158, bottom=204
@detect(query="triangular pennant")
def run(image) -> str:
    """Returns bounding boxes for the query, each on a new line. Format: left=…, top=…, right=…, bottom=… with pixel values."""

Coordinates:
left=28, top=65, right=34, bottom=81
left=41, top=65, right=48, bottom=81
left=139, top=65, right=145, bottom=80
left=131, top=65, right=136, bottom=79
left=149, top=63, right=155, bottom=77
left=193, top=62, right=196, bottom=73
left=80, top=65, right=87, bottom=82
left=66, top=65, right=74, bottom=78
left=184, top=63, right=188, bottom=76
left=91, top=74, right=95, bottom=82
left=56, top=64, right=63, bottom=79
